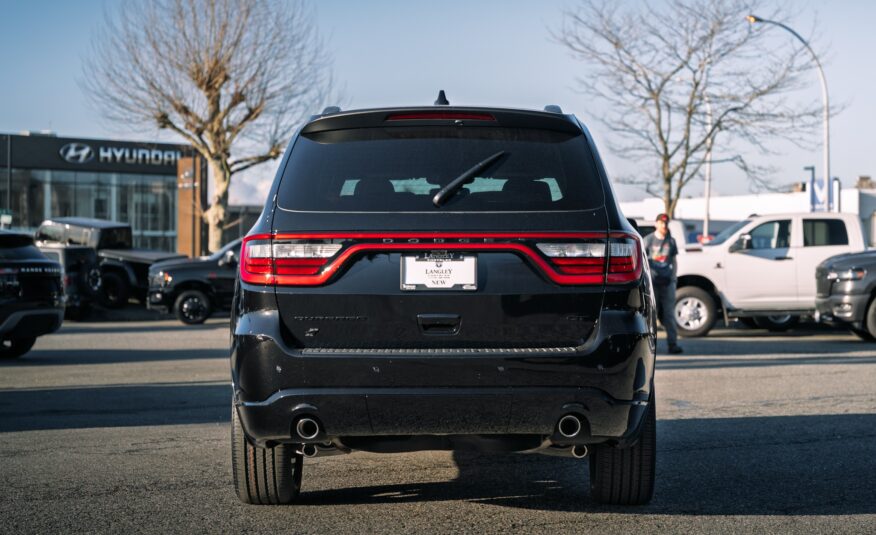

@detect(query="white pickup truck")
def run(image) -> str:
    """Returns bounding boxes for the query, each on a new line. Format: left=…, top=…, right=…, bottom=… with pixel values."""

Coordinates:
left=673, top=212, right=866, bottom=337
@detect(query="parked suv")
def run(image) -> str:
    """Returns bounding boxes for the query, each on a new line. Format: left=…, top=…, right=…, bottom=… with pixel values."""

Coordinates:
left=35, top=218, right=185, bottom=308
left=815, top=250, right=876, bottom=340
left=148, top=239, right=241, bottom=324
left=675, top=212, right=866, bottom=336
left=37, top=244, right=102, bottom=320
left=230, top=103, right=657, bottom=506
left=0, top=231, right=64, bottom=358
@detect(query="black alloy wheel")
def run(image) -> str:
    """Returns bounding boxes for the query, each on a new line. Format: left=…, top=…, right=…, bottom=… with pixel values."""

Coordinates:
left=174, top=290, right=212, bottom=325
left=100, top=272, right=130, bottom=309
left=0, top=337, right=37, bottom=359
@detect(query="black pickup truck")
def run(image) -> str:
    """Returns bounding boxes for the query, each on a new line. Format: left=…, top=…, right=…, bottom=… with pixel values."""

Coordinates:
left=1, top=231, right=64, bottom=358
left=35, top=218, right=185, bottom=308
left=147, top=238, right=241, bottom=324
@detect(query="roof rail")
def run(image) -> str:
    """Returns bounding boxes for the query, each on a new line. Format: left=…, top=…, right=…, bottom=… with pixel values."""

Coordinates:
left=543, top=105, right=563, bottom=114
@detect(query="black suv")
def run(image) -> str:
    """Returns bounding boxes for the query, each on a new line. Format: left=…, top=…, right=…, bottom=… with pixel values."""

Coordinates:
left=35, top=218, right=185, bottom=307
left=37, top=244, right=102, bottom=320
left=231, top=103, right=657, bottom=506
left=1, top=231, right=64, bottom=358
left=148, top=239, right=241, bottom=324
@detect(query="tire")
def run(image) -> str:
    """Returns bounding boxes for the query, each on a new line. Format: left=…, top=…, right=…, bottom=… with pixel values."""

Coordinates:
left=850, top=327, right=875, bottom=341
left=674, top=286, right=717, bottom=338
left=589, top=390, right=656, bottom=505
left=0, top=337, right=37, bottom=359
left=174, top=290, right=212, bottom=325
left=857, top=297, right=876, bottom=341
left=753, top=315, right=799, bottom=332
left=738, top=317, right=758, bottom=329
left=65, top=303, right=92, bottom=321
left=231, top=403, right=303, bottom=505
left=101, top=272, right=130, bottom=308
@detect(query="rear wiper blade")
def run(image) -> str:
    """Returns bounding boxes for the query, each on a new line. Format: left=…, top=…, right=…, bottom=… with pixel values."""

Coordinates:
left=432, top=151, right=506, bottom=207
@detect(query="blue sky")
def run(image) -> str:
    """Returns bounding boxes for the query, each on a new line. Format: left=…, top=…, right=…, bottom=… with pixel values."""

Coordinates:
left=1, top=0, right=874, bottom=204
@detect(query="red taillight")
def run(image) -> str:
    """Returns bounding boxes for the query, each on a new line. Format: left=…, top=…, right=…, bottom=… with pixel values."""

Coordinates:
left=240, top=232, right=642, bottom=287
left=240, top=235, right=342, bottom=285
left=535, top=233, right=642, bottom=285
left=385, top=112, right=496, bottom=121
left=606, top=233, right=642, bottom=284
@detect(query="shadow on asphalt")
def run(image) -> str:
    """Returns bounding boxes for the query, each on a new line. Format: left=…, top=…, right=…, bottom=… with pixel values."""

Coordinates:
left=2, top=378, right=874, bottom=515
left=298, top=414, right=876, bottom=515
left=56, top=321, right=228, bottom=336
left=0, top=348, right=225, bottom=366
left=658, top=353, right=876, bottom=370
left=0, top=382, right=229, bottom=432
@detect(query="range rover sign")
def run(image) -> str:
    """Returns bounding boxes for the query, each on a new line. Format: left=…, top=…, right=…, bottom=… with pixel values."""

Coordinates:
left=1, top=134, right=190, bottom=175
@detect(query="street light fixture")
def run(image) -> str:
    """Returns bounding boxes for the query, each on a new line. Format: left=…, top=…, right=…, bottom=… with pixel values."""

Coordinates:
left=746, top=14, right=832, bottom=211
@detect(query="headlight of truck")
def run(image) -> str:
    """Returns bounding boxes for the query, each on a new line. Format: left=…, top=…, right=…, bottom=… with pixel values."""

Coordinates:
left=827, top=268, right=866, bottom=281
left=152, top=271, right=172, bottom=287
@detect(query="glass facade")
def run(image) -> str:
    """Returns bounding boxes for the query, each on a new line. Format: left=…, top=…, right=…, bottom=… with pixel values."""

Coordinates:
left=8, top=168, right=177, bottom=251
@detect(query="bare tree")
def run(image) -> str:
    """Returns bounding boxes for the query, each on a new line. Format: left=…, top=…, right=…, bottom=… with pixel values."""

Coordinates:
left=556, top=0, right=826, bottom=216
left=84, top=0, right=334, bottom=251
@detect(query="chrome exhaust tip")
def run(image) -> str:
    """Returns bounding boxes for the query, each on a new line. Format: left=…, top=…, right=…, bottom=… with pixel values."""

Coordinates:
left=301, top=444, right=318, bottom=457
left=558, top=414, right=582, bottom=438
left=571, top=445, right=588, bottom=458
left=295, top=417, right=320, bottom=440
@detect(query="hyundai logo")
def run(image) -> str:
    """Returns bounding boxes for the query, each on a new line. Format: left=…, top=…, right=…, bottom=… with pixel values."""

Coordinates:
left=59, top=143, right=95, bottom=164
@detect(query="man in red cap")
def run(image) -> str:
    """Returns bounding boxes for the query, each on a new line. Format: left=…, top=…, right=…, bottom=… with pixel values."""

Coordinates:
left=643, top=213, right=683, bottom=354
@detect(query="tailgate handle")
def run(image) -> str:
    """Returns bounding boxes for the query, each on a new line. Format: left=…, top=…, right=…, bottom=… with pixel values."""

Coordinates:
left=417, top=314, right=461, bottom=335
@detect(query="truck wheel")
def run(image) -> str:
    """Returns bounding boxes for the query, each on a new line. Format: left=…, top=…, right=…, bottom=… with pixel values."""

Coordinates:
left=232, top=404, right=303, bottom=505
left=174, top=290, right=212, bottom=325
left=0, top=337, right=37, bottom=359
left=858, top=298, right=876, bottom=341
left=674, top=286, right=717, bottom=338
left=589, top=391, right=656, bottom=505
left=850, top=328, right=874, bottom=341
left=101, top=272, right=130, bottom=308
left=753, top=315, right=799, bottom=332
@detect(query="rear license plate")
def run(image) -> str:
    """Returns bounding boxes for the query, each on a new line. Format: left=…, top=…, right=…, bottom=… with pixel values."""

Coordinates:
left=401, top=253, right=477, bottom=291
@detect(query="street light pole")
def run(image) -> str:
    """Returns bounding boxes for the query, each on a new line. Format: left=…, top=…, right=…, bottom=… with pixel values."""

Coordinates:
left=746, top=15, right=831, bottom=211
left=703, top=93, right=714, bottom=242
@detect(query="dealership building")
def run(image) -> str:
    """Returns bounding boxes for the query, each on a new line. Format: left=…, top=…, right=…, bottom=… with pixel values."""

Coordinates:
left=0, top=132, right=259, bottom=254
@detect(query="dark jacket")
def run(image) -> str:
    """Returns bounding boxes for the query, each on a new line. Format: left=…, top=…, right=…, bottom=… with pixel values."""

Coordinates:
left=643, top=232, right=678, bottom=285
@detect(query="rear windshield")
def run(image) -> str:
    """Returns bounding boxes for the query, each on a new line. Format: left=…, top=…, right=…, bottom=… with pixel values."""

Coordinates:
left=277, top=127, right=605, bottom=212
left=0, top=240, right=44, bottom=261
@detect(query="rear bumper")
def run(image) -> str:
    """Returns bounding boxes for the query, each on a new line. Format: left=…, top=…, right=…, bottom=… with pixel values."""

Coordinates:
left=0, top=308, right=64, bottom=338
left=815, top=293, right=870, bottom=327
left=232, top=308, right=655, bottom=447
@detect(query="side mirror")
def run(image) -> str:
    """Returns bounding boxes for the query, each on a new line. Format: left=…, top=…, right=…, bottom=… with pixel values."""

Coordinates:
left=219, top=249, right=237, bottom=267
left=730, top=234, right=752, bottom=253
left=627, top=218, right=640, bottom=233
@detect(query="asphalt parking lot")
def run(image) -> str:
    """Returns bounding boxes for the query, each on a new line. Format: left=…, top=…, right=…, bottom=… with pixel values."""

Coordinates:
left=2, top=320, right=875, bottom=534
